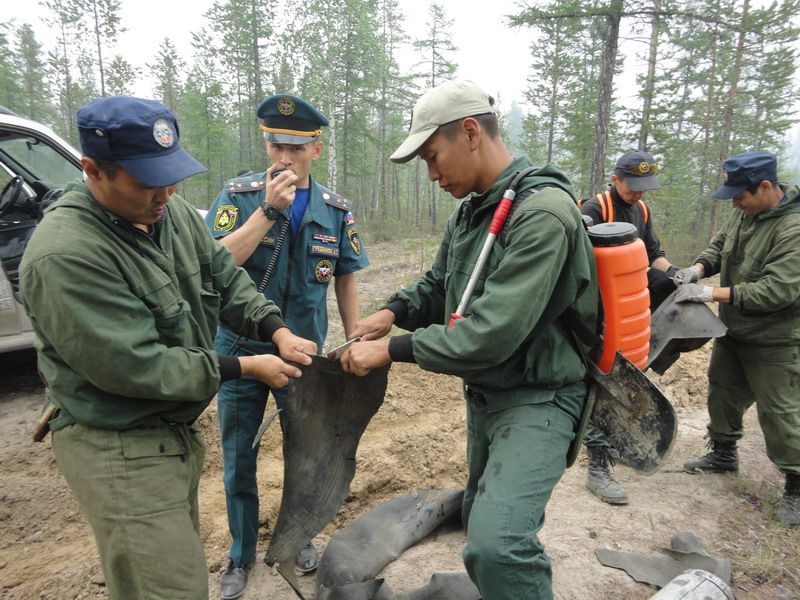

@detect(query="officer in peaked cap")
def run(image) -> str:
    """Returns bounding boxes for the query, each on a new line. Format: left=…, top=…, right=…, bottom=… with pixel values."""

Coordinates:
left=205, top=94, right=369, bottom=600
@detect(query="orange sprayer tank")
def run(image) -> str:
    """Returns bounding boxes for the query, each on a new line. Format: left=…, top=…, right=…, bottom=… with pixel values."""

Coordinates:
left=587, top=222, right=650, bottom=373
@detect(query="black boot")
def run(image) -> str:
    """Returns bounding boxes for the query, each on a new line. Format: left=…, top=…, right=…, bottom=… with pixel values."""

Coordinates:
left=586, top=446, right=629, bottom=505
left=684, top=439, right=738, bottom=473
left=777, top=473, right=800, bottom=526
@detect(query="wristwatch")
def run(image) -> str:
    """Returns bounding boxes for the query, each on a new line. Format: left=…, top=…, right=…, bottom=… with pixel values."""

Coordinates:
left=261, top=202, right=282, bottom=220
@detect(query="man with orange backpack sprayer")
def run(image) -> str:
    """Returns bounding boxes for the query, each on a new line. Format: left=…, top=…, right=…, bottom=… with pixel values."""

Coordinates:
left=335, top=79, right=599, bottom=600
left=578, top=150, right=679, bottom=506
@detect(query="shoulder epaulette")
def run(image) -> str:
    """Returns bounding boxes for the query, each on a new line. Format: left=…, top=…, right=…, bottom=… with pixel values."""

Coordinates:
left=225, top=179, right=267, bottom=193
left=321, top=190, right=352, bottom=211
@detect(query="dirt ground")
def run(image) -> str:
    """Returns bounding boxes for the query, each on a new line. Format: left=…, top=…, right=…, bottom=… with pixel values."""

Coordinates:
left=1, top=240, right=799, bottom=600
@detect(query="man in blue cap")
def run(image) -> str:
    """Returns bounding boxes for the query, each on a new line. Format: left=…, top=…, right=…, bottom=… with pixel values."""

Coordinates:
left=674, top=151, right=800, bottom=527
left=579, top=150, right=679, bottom=506
left=206, top=94, right=369, bottom=598
left=19, top=96, right=317, bottom=599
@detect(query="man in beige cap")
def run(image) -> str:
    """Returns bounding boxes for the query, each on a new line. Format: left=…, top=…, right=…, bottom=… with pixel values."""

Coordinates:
left=337, top=79, right=599, bottom=600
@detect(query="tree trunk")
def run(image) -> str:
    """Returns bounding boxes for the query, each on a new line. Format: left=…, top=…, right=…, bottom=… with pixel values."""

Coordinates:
left=589, top=1, right=621, bottom=193
left=637, top=0, right=660, bottom=151
left=710, top=0, right=749, bottom=238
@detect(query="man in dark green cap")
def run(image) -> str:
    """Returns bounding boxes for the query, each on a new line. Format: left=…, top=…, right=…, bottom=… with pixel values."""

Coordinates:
left=675, top=151, right=800, bottom=527
left=205, top=94, right=369, bottom=599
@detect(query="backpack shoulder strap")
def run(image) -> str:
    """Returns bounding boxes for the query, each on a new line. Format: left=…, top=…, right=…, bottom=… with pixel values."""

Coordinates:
left=498, top=184, right=557, bottom=248
left=639, top=200, right=649, bottom=224
left=597, top=190, right=614, bottom=223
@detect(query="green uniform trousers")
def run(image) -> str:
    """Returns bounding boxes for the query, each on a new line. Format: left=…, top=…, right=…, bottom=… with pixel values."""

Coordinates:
left=707, top=335, right=800, bottom=476
left=53, top=421, right=208, bottom=600
left=581, top=419, right=609, bottom=447
left=462, top=382, right=585, bottom=600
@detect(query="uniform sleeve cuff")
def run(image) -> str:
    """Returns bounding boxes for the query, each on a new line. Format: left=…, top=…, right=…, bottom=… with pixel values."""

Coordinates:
left=259, top=314, right=288, bottom=341
left=380, top=299, right=408, bottom=323
left=218, top=354, right=242, bottom=382
left=388, top=334, right=416, bottom=363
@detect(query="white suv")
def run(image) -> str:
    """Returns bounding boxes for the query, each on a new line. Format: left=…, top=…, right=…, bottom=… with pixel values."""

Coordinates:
left=0, top=108, right=82, bottom=354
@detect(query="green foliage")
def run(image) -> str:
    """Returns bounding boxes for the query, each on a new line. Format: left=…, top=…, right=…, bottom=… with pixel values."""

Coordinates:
left=0, top=0, right=798, bottom=243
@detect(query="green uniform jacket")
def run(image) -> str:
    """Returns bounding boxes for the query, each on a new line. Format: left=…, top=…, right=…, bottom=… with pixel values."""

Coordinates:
left=20, top=180, right=281, bottom=430
left=697, top=184, right=800, bottom=344
left=390, top=157, right=599, bottom=405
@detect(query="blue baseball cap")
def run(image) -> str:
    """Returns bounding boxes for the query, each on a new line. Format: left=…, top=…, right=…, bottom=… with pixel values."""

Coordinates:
left=712, top=151, right=777, bottom=199
left=77, top=96, right=207, bottom=187
left=257, top=94, right=329, bottom=145
left=614, top=151, right=661, bottom=192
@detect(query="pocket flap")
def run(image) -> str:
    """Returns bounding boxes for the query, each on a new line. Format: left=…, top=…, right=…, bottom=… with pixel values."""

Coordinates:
left=121, top=428, right=184, bottom=459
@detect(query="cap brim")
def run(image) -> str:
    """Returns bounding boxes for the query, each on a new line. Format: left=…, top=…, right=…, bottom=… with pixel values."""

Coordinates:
left=712, top=183, right=747, bottom=199
left=626, top=175, right=661, bottom=192
left=118, top=146, right=207, bottom=187
left=266, top=131, right=317, bottom=145
left=390, top=127, right=438, bottom=164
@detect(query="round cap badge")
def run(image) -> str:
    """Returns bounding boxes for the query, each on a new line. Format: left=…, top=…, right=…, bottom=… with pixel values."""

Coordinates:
left=278, top=97, right=296, bottom=116
left=153, top=119, right=175, bottom=148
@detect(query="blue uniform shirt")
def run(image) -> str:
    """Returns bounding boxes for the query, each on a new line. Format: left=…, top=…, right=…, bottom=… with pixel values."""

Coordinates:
left=205, top=172, right=369, bottom=352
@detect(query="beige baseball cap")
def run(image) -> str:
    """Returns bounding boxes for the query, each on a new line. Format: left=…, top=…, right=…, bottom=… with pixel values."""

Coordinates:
left=390, top=79, right=494, bottom=164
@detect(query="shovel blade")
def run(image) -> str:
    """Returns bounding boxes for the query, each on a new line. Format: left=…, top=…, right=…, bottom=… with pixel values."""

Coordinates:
left=647, top=290, right=727, bottom=375
left=590, top=352, right=676, bottom=474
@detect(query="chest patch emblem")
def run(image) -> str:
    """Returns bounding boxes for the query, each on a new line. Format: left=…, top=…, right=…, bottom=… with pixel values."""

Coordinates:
left=315, top=260, right=333, bottom=283
left=347, top=227, right=361, bottom=255
left=214, top=205, right=239, bottom=231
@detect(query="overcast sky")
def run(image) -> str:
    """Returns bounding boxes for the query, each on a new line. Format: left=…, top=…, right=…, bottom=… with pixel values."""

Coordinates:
left=5, top=0, right=537, bottom=108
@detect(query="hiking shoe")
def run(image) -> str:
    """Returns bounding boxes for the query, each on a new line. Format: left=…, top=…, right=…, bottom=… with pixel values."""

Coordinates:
left=586, top=446, right=629, bottom=505
left=777, top=473, right=800, bottom=527
left=221, top=557, right=254, bottom=600
left=684, top=439, right=738, bottom=473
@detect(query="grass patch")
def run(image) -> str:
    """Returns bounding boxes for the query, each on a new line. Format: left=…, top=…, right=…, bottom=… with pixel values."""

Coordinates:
left=719, top=475, right=800, bottom=594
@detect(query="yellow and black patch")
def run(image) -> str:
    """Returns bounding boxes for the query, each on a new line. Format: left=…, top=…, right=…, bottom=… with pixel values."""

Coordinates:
left=314, top=260, right=334, bottom=283
left=347, top=227, right=361, bottom=255
left=213, top=205, right=239, bottom=231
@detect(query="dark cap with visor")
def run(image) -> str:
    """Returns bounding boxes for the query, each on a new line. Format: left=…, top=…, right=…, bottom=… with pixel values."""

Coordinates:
left=77, top=96, right=207, bottom=187
left=712, top=151, right=777, bottom=199
left=257, top=94, right=329, bottom=145
left=614, top=151, right=661, bottom=192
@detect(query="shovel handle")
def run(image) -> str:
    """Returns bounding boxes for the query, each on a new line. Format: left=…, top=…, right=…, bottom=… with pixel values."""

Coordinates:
left=489, top=195, right=514, bottom=235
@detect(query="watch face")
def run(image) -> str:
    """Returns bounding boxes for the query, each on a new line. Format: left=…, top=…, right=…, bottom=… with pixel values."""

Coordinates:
left=264, top=204, right=281, bottom=220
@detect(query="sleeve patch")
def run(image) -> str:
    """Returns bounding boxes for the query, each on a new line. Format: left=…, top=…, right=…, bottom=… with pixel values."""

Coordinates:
left=347, top=226, right=361, bottom=255
left=213, top=205, right=239, bottom=231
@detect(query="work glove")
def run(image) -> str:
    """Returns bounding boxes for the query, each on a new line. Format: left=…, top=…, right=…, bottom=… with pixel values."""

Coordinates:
left=672, top=265, right=703, bottom=285
left=674, top=284, right=713, bottom=303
